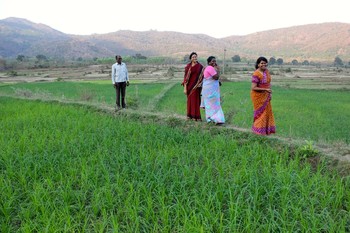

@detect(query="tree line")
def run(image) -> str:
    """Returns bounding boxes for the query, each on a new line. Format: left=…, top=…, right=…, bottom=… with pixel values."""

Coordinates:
left=0, top=53, right=348, bottom=71
left=230, top=55, right=347, bottom=67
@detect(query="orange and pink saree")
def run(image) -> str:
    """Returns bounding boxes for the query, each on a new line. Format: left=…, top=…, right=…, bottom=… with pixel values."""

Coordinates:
left=250, top=69, right=276, bottom=135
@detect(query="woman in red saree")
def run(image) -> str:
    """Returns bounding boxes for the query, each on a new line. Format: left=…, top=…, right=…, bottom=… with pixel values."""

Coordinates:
left=251, top=57, right=276, bottom=135
left=182, top=52, right=204, bottom=121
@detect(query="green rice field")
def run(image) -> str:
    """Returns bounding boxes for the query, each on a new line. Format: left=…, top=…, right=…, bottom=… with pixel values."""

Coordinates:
left=0, top=75, right=350, bottom=232
left=1, top=80, right=349, bottom=144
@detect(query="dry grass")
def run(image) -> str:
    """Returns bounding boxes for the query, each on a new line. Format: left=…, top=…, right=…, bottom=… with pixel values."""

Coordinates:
left=1, top=63, right=350, bottom=90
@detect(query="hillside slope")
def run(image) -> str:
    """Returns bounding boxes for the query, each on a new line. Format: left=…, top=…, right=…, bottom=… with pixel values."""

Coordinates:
left=1, top=18, right=350, bottom=62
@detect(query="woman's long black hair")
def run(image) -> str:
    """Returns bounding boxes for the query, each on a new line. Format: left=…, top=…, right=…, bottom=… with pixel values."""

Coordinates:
left=255, top=56, right=268, bottom=69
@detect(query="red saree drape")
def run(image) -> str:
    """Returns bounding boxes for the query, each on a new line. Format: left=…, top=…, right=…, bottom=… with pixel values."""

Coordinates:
left=182, top=62, right=204, bottom=120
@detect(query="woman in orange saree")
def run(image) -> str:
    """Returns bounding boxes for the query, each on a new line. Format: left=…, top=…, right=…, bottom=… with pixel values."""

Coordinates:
left=182, top=52, right=204, bottom=121
left=250, top=57, right=276, bottom=135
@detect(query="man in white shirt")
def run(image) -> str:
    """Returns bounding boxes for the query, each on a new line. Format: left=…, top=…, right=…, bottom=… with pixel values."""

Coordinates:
left=111, top=55, right=129, bottom=110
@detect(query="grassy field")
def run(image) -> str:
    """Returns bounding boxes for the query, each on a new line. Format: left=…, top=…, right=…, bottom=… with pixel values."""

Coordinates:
left=1, top=97, right=349, bottom=232
left=0, top=64, right=350, bottom=231
left=1, top=79, right=349, bottom=145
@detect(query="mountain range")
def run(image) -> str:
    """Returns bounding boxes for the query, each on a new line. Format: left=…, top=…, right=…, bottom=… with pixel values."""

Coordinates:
left=1, top=17, right=350, bottom=62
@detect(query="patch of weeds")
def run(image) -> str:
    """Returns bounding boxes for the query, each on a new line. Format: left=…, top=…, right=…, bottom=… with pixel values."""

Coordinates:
left=285, top=67, right=292, bottom=73
left=297, top=140, right=319, bottom=158
left=35, top=89, right=53, bottom=99
left=7, top=70, right=18, bottom=76
left=13, top=88, right=33, bottom=97
left=224, top=108, right=236, bottom=125
left=79, top=89, right=96, bottom=102
left=132, top=67, right=146, bottom=73
left=165, top=67, right=175, bottom=77
left=284, top=84, right=291, bottom=89
left=165, top=116, right=183, bottom=127
left=126, top=96, right=139, bottom=109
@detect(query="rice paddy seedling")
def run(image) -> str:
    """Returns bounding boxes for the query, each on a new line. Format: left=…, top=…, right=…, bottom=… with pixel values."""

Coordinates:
left=298, top=140, right=319, bottom=158
left=0, top=97, right=349, bottom=232
left=1, top=80, right=349, bottom=144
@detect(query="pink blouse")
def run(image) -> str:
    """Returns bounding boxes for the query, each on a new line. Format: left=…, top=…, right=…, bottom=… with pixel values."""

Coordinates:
left=204, top=66, right=217, bottom=79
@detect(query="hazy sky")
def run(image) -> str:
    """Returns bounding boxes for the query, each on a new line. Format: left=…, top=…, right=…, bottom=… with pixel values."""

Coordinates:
left=0, top=0, right=349, bottom=38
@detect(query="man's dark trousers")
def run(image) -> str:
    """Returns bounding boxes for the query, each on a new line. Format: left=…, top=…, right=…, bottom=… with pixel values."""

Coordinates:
left=115, top=81, right=127, bottom=108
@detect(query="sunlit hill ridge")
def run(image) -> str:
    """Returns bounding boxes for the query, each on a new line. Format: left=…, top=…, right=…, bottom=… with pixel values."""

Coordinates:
left=1, top=17, right=350, bottom=62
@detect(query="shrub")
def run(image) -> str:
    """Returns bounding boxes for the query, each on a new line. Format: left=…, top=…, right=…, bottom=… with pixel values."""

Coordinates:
left=297, top=140, right=319, bottom=158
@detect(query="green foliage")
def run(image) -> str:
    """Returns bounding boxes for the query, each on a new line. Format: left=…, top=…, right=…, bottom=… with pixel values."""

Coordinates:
left=1, top=81, right=349, bottom=145
left=272, top=87, right=350, bottom=144
left=13, top=87, right=33, bottom=97
left=302, top=60, right=310, bottom=65
left=78, top=89, right=96, bottom=101
left=291, top=59, right=299, bottom=65
left=285, top=67, right=292, bottom=73
left=125, top=95, right=139, bottom=109
left=132, top=53, right=147, bottom=59
left=183, top=54, right=189, bottom=62
left=214, top=82, right=349, bottom=144
left=277, top=58, right=284, bottom=65
left=122, top=56, right=179, bottom=65
left=231, top=55, right=241, bottom=62
left=0, top=58, right=6, bottom=70
left=334, top=56, right=344, bottom=66
left=269, top=57, right=276, bottom=65
left=6, top=70, right=18, bottom=76
left=298, top=140, right=319, bottom=158
left=16, top=55, right=25, bottom=62
left=0, top=97, right=349, bottom=232
left=36, top=54, right=48, bottom=61
left=165, top=66, right=175, bottom=77
left=1, top=56, right=180, bottom=69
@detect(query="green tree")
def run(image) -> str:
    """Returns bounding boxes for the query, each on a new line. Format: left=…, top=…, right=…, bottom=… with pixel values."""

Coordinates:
left=291, top=59, right=299, bottom=65
left=231, top=55, right=241, bottom=62
left=183, top=54, right=190, bottom=63
left=0, top=58, right=6, bottom=71
left=36, top=54, right=47, bottom=61
left=277, top=58, right=284, bottom=65
left=17, top=55, right=25, bottom=62
left=133, top=53, right=147, bottom=59
left=269, top=57, right=276, bottom=65
left=334, top=56, right=343, bottom=66
left=302, top=60, right=309, bottom=65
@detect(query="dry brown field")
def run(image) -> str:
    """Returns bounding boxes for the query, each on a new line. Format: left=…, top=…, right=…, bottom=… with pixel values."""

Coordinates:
left=1, top=64, right=350, bottom=91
